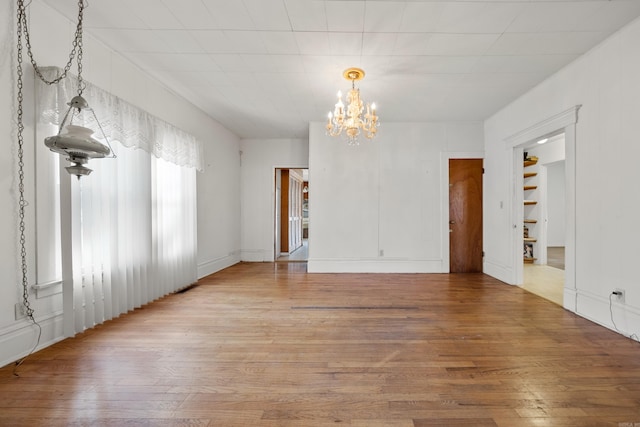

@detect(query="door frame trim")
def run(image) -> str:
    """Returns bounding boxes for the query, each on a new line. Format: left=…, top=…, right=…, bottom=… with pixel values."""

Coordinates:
left=273, top=167, right=309, bottom=262
left=440, top=151, right=484, bottom=273
left=504, top=105, right=580, bottom=312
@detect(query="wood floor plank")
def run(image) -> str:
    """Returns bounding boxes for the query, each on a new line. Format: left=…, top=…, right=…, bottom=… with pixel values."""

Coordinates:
left=1, top=262, right=640, bottom=425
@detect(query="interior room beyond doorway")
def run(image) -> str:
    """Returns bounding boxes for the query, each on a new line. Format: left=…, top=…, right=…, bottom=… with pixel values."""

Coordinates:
left=521, top=134, right=566, bottom=305
left=276, top=168, right=308, bottom=262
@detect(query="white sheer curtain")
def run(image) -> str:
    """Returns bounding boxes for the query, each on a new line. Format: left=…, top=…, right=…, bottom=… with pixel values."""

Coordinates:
left=75, top=146, right=197, bottom=330
left=35, top=69, right=199, bottom=332
left=37, top=67, right=203, bottom=171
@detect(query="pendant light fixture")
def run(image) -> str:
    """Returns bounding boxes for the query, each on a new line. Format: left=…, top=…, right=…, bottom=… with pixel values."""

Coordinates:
left=326, top=67, right=379, bottom=145
left=17, top=0, right=114, bottom=180
left=13, top=0, right=110, bottom=372
left=44, top=95, right=113, bottom=178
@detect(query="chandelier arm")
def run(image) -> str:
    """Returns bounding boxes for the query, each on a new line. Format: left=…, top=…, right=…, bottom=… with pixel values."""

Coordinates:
left=327, top=127, right=342, bottom=137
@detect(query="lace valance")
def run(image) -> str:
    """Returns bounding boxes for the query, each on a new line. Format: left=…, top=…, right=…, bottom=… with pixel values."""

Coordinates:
left=35, top=67, right=204, bottom=171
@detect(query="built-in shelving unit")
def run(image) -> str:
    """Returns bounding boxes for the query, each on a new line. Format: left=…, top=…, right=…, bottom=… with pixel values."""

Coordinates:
left=523, top=157, right=538, bottom=263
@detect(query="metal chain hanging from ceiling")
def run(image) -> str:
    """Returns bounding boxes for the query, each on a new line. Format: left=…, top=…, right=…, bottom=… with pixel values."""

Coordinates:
left=13, top=0, right=87, bottom=372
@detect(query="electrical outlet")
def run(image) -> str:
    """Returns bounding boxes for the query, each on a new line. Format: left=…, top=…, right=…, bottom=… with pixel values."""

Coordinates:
left=613, top=288, right=625, bottom=304
left=14, top=303, right=27, bottom=320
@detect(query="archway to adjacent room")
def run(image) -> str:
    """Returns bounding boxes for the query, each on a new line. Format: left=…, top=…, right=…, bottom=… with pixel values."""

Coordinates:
left=274, top=168, right=308, bottom=262
left=520, top=134, right=566, bottom=305
left=506, top=106, right=579, bottom=312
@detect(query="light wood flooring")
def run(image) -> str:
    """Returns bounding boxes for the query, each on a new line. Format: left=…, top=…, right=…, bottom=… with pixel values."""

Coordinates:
left=522, top=247, right=565, bottom=306
left=277, top=239, right=308, bottom=262
left=523, top=264, right=564, bottom=306
left=1, top=262, right=639, bottom=426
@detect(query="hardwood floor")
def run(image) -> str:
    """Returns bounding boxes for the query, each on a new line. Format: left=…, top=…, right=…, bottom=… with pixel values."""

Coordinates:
left=523, top=264, right=564, bottom=306
left=277, top=239, right=308, bottom=262
left=1, top=262, right=639, bottom=426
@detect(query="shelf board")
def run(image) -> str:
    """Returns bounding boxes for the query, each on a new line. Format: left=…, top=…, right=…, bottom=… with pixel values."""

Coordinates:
left=524, top=237, right=537, bottom=242
left=524, top=200, right=537, bottom=205
left=524, top=219, right=537, bottom=224
left=524, top=172, right=537, bottom=178
left=523, top=258, right=537, bottom=263
left=524, top=185, right=537, bottom=191
left=524, top=160, right=538, bottom=167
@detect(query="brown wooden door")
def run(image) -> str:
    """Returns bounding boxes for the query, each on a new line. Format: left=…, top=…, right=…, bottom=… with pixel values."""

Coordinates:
left=280, top=170, right=290, bottom=253
left=279, top=169, right=303, bottom=254
left=449, top=159, right=483, bottom=273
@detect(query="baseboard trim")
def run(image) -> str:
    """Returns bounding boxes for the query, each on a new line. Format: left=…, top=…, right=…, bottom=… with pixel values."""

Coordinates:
left=483, top=258, right=514, bottom=285
left=197, top=255, right=240, bottom=279
left=563, top=287, right=577, bottom=312
left=307, top=258, right=444, bottom=273
left=240, top=249, right=272, bottom=263
left=575, top=290, right=640, bottom=339
left=0, top=311, right=65, bottom=368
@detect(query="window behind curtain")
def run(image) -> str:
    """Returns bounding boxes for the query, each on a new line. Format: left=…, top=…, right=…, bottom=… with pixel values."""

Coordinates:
left=33, top=68, right=201, bottom=333
left=75, top=141, right=197, bottom=331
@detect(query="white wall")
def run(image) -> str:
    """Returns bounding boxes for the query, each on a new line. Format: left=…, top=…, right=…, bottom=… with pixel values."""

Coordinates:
left=308, top=121, right=483, bottom=273
left=0, top=1, right=241, bottom=366
left=240, top=138, right=309, bottom=262
left=484, top=16, right=640, bottom=336
left=0, top=0, right=23, bottom=365
left=546, top=161, right=566, bottom=247
left=196, top=132, right=242, bottom=278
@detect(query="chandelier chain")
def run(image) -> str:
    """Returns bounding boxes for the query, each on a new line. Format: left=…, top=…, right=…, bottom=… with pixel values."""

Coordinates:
left=17, top=0, right=86, bottom=93
left=15, top=0, right=34, bottom=320
left=14, top=0, right=87, bottom=319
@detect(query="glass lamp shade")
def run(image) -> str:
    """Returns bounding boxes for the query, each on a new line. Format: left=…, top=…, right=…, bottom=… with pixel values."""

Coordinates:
left=44, top=95, right=113, bottom=179
left=45, top=124, right=111, bottom=179
left=45, top=124, right=110, bottom=159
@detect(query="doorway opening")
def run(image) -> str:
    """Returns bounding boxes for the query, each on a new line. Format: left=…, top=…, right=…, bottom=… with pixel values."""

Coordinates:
left=275, top=168, right=308, bottom=262
left=521, top=134, right=566, bottom=305
left=506, top=105, right=579, bottom=312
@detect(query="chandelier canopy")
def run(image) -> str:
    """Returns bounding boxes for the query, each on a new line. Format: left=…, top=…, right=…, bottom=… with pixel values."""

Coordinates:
left=326, top=68, right=379, bottom=145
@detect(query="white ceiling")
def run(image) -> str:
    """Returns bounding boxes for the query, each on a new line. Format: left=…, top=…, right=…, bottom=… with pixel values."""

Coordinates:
left=41, top=0, right=640, bottom=139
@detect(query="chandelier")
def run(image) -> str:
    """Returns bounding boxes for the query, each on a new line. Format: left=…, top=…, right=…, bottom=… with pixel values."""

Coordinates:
left=326, top=67, right=379, bottom=145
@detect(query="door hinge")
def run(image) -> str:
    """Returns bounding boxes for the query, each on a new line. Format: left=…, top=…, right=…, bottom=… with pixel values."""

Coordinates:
left=482, top=251, right=485, bottom=257
left=482, top=168, right=485, bottom=174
